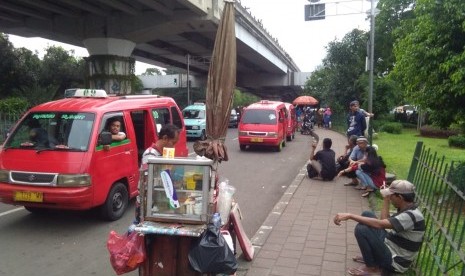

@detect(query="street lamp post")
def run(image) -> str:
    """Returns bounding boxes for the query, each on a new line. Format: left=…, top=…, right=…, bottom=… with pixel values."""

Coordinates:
left=187, top=53, right=191, bottom=106
left=368, top=0, right=375, bottom=144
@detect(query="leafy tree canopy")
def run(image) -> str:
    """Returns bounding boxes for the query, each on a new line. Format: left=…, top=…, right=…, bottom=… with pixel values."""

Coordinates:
left=393, top=0, right=465, bottom=130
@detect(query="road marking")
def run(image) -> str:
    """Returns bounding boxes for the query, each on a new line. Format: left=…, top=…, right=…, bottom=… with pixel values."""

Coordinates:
left=0, top=207, right=24, bottom=217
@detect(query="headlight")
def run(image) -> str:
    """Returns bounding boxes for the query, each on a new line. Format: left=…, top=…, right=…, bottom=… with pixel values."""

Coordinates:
left=191, top=126, right=200, bottom=130
left=238, top=131, right=248, bottom=136
left=0, top=170, right=10, bottom=182
left=57, top=174, right=91, bottom=187
left=267, top=132, right=278, bottom=137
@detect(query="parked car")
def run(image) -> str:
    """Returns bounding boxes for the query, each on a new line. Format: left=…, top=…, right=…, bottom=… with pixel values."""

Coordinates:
left=229, top=109, right=238, bottom=128
left=183, top=102, right=207, bottom=140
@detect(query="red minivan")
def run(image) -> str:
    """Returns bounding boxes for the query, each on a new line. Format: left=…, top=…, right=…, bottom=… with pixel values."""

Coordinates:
left=0, top=89, right=188, bottom=220
left=238, top=100, right=288, bottom=152
left=284, top=102, right=297, bottom=141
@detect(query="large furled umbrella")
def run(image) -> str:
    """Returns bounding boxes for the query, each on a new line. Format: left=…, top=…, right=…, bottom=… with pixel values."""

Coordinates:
left=194, top=0, right=236, bottom=163
left=292, top=95, right=319, bottom=106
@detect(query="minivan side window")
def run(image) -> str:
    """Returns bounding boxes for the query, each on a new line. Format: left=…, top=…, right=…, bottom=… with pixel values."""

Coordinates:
left=100, top=112, right=127, bottom=145
left=152, top=108, right=170, bottom=133
left=171, top=106, right=183, bottom=129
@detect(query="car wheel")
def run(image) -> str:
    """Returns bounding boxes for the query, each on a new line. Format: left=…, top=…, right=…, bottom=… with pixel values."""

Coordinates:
left=239, top=144, right=246, bottom=151
left=25, top=206, right=49, bottom=215
left=276, top=142, right=283, bottom=152
left=100, top=182, right=128, bottom=221
left=200, top=130, right=207, bottom=141
left=282, top=139, right=286, bottom=147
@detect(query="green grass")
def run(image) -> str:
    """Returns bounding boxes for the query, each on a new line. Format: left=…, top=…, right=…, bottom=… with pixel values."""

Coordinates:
left=373, top=129, right=465, bottom=179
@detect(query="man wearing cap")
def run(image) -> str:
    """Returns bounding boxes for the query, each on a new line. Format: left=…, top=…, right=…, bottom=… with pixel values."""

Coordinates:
left=333, top=180, right=425, bottom=275
left=347, top=100, right=367, bottom=137
left=340, top=136, right=369, bottom=187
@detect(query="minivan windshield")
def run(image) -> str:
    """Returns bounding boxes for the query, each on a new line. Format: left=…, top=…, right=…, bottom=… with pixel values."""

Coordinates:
left=183, top=109, right=205, bottom=119
left=242, top=109, right=277, bottom=125
left=5, top=112, right=95, bottom=151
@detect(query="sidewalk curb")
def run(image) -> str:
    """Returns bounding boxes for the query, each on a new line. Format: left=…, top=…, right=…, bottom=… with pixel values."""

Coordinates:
left=236, top=164, right=308, bottom=275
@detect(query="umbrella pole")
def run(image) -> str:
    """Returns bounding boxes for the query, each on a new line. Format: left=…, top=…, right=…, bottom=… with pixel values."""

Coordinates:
left=208, top=161, right=220, bottom=221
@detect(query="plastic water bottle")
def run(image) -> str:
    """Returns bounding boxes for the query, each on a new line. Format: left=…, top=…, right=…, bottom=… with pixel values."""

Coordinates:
left=212, top=212, right=221, bottom=228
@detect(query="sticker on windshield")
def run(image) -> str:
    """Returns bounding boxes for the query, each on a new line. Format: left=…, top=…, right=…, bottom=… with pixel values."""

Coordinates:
left=61, top=114, right=86, bottom=120
left=32, top=114, right=55, bottom=119
left=152, top=110, right=159, bottom=119
left=268, top=114, right=276, bottom=120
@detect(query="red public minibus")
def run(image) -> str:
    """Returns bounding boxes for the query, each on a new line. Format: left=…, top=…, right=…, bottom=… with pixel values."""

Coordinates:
left=284, top=102, right=297, bottom=141
left=0, top=89, right=188, bottom=220
left=238, top=100, right=288, bottom=152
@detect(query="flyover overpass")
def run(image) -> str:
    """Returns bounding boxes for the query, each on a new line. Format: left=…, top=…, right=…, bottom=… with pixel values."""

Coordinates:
left=0, top=0, right=311, bottom=101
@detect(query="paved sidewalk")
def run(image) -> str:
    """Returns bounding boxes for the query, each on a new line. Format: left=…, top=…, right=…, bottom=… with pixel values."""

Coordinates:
left=237, top=128, right=371, bottom=276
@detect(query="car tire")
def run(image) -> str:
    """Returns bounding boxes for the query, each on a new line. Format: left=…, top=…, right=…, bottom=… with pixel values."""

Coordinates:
left=25, top=206, right=49, bottom=215
left=239, top=144, right=246, bottom=151
left=276, top=142, right=283, bottom=152
left=100, top=182, right=128, bottom=221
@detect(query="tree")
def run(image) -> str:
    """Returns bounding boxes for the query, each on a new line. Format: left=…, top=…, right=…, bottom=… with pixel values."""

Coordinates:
left=39, top=46, right=85, bottom=100
left=304, top=29, right=369, bottom=114
left=131, top=76, right=144, bottom=92
left=0, top=34, right=26, bottom=98
left=375, top=0, right=416, bottom=75
left=141, top=68, right=162, bottom=76
left=393, top=0, right=465, bottom=130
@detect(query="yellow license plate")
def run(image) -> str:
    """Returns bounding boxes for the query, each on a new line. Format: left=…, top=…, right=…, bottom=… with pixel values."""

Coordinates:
left=251, top=137, right=263, bottom=142
left=14, top=191, right=43, bottom=203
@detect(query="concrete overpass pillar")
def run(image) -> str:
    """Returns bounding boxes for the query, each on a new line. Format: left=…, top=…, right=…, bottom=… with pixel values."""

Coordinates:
left=83, top=38, right=136, bottom=95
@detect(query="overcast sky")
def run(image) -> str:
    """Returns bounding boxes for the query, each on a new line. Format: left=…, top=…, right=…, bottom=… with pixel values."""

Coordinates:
left=7, top=0, right=371, bottom=74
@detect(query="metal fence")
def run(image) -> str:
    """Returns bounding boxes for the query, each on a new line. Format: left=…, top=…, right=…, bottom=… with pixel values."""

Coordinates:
left=407, top=141, right=465, bottom=275
left=0, top=112, right=22, bottom=144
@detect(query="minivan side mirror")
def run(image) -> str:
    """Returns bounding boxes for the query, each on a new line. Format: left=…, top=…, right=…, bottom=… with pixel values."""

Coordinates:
left=99, top=131, right=112, bottom=146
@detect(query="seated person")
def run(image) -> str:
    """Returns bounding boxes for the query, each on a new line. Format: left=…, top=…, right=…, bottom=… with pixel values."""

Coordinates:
left=28, top=127, right=50, bottom=148
left=339, top=136, right=369, bottom=187
left=336, top=135, right=358, bottom=173
left=307, top=138, right=337, bottom=181
left=333, top=180, right=425, bottom=275
left=107, top=118, right=126, bottom=141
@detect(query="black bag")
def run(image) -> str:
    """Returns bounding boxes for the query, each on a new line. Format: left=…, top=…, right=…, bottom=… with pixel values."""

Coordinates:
left=188, top=223, right=238, bottom=274
left=307, top=163, right=319, bottom=178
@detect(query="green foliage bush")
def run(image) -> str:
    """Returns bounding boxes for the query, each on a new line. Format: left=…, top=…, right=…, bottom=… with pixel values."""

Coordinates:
left=420, top=125, right=460, bottom=138
left=380, top=122, right=403, bottom=134
left=0, top=97, right=28, bottom=114
left=448, top=161, right=465, bottom=194
left=448, top=135, right=465, bottom=149
left=402, top=122, right=417, bottom=129
left=372, top=119, right=390, bottom=132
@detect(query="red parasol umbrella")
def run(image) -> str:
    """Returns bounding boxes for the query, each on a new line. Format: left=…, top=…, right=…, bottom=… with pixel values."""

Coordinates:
left=193, top=0, right=236, bottom=163
left=292, top=95, right=319, bottom=106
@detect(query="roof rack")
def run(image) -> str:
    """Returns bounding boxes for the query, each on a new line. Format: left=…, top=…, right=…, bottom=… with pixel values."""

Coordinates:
left=119, top=95, right=160, bottom=99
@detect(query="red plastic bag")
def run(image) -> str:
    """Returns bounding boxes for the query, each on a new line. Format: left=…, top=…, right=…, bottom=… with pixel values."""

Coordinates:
left=107, top=230, right=146, bottom=275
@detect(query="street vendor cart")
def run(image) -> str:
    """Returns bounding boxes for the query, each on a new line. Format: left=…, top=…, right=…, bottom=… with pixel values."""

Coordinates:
left=136, top=156, right=213, bottom=275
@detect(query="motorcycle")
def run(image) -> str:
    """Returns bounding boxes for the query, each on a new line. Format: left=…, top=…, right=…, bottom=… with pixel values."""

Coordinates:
left=301, top=113, right=319, bottom=142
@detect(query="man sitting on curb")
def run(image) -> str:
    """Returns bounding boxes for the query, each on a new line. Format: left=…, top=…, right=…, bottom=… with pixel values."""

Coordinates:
left=340, top=136, right=369, bottom=187
left=333, top=180, right=425, bottom=275
left=307, top=138, right=336, bottom=181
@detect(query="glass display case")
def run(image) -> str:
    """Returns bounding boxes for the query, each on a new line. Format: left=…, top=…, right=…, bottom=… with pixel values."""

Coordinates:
left=143, top=156, right=213, bottom=224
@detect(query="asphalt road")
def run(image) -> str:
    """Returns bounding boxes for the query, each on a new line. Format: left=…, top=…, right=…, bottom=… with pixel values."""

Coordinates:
left=0, top=128, right=312, bottom=276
